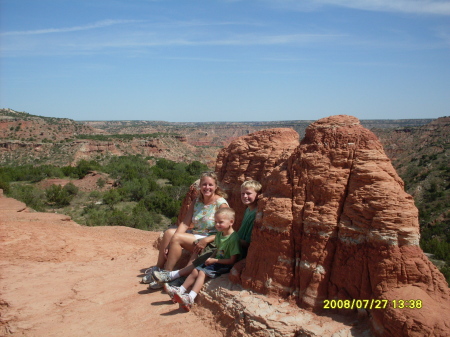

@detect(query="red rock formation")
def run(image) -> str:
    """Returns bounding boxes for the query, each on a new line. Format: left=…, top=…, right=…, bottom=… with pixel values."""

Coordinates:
left=216, top=128, right=300, bottom=226
left=176, top=180, right=199, bottom=226
left=217, top=116, right=449, bottom=337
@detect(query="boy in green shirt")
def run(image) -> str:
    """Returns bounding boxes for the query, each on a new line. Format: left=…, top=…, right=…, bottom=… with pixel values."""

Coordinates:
left=169, top=207, right=240, bottom=311
left=237, top=180, right=262, bottom=258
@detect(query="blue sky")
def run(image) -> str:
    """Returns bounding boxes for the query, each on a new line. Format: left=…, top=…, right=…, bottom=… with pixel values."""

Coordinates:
left=1, top=0, right=449, bottom=122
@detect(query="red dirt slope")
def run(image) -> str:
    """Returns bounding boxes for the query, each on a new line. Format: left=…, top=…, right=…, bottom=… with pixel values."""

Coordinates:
left=0, top=192, right=221, bottom=337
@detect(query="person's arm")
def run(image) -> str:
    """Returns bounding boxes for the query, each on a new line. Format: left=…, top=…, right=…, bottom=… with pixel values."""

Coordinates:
left=205, top=253, right=238, bottom=266
left=193, top=234, right=215, bottom=254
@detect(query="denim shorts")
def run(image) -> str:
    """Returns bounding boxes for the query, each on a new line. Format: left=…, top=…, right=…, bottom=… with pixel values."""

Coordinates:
left=196, top=263, right=232, bottom=279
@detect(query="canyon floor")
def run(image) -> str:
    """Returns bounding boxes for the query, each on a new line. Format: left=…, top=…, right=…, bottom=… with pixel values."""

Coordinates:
left=0, top=193, right=222, bottom=337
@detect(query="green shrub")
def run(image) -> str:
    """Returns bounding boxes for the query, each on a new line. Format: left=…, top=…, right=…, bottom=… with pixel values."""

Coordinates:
left=63, top=182, right=79, bottom=196
left=139, top=190, right=181, bottom=219
left=61, top=160, right=101, bottom=179
left=0, top=180, right=11, bottom=194
left=45, top=184, right=73, bottom=207
left=131, top=203, right=163, bottom=230
left=106, top=209, right=130, bottom=227
left=103, top=189, right=121, bottom=206
left=89, top=190, right=102, bottom=200
left=439, top=265, right=450, bottom=286
left=83, top=204, right=108, bottom=226
left=186, top=161, right=207, bottom=176
left=97, top=178, right=106, bottom=188
left=0, top=164, right=64, bottom=183
left=10, top=184, right=46, bottom=211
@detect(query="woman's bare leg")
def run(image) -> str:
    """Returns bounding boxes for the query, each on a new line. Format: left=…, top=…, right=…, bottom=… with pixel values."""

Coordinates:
left=164, top=232, right=196, bottom=270
left=156, top=228, right=176, bottom=269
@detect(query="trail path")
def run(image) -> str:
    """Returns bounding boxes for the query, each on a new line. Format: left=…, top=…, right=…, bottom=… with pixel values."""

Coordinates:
left=0, top=193, right=221, bottom=337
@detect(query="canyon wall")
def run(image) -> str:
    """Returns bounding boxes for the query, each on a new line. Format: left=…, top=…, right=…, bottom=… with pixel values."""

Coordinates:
left=215, top=115, right=449, bottom=337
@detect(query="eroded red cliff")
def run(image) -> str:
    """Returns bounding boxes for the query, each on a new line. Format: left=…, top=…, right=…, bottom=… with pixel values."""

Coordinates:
left=216, top=115, right=449, bottom=337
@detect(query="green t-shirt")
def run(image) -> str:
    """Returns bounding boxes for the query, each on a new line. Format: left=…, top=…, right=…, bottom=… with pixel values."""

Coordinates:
left=237, top=207, right=257, bottom=244
left=237, top=207, right=257, bottom=259
left=214, top=231, right=241, bottom=260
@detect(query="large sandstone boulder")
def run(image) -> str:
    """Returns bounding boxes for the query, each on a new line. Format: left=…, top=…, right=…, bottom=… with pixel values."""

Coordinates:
left=176, top=179, right=199, bottom=226
left=216, top=128, right=299, bottom=227
left=216, top=115, right=449, bottom=337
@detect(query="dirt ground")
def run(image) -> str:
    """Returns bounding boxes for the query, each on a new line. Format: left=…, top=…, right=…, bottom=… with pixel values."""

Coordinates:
left=0, top=193, right=222, bottom=337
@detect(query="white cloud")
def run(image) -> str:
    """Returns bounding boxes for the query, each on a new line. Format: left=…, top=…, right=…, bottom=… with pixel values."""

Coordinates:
left=1, top=19, right=140, bottom=36
left=318, top=0, right=450, bottom=15
left=268, top=0, right=450, bottom=15
left=63, top=33, right=342, bottom=50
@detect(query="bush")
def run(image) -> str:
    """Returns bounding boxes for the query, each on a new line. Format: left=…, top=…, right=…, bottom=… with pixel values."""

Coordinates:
left=122, top=179, right=149, bottom=201
left=0, top=180, right=11, bottom=194
left=439, top=265, right=450, bottom=286
left=422, top=238, right=450, bottom=263
left=62, top=160, right=101, bottom=179
left=97, top=178, right=106, bottom=188
left=131, top=203, right=163, bottom=230
left=10, top=184, right=46, bottom=211
left=151, top=159, right=207, bottom=186
left=104, top=155, right=154, bottom=182
left=63, top=182, right=79, bottom=196
left=139, top=190, right=181, bottom=219
left=0, top=164, right=64, bottom=183
left=83, top=204, right=108, bottom=226
left=103, top=189, right=121, bottom=206
left=89, top=190, right=102, bottom=200
left=2, top=156, right=209, bottom=232
left=106, top=209, right=130, bottom=227
left=45, top=184, right=73, bottom=207
left=186, top=161, right=207, bottom=176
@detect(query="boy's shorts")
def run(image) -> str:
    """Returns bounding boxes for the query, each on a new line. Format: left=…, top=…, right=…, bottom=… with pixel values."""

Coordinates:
left=195, top=263, right=232, bottom=279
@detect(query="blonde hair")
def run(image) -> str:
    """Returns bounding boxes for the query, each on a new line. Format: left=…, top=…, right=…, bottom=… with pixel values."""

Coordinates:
left=215, top=207, right=235, bottom=221
left=241, top=180, right=262, bottom=193
left=199, top=171, right=228, bottom=201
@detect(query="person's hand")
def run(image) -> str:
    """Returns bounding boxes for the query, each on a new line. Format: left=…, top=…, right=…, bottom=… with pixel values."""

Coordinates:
left=164, top=245, right=169, bottom=259
left=205, top=258, right=217, bottom=266
left=196, top=238, right=208, bottom=250
left=193, top=238, right=207, bottom=254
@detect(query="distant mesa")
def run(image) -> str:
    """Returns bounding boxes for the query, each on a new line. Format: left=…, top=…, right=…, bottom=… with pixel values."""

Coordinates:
left=0, top=108, right=436, bottom=168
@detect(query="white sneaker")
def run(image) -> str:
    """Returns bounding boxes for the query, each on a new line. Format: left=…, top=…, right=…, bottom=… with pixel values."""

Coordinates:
left=163, top=283, right=183, bottom=303
left=148, top=280, right=163, bottom=290
left=173, top=293, right=194, bottom=312
left=141, top=266, right=159, bottom=284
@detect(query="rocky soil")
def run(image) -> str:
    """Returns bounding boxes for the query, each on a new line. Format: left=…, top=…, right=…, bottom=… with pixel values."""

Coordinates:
left=0, top=192, right=222, bottom=337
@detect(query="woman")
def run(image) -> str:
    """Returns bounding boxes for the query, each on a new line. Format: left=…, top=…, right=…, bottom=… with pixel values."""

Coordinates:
left=143, top=171, right=228, bottom=289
